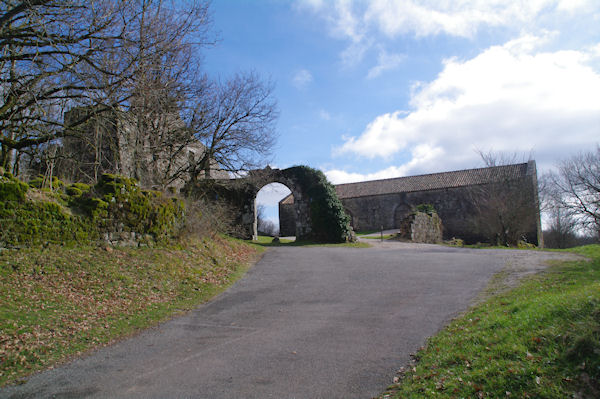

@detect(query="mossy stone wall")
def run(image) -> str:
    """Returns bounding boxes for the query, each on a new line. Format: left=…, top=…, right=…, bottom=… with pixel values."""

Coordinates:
left=0, top=172, right=185, bottom=248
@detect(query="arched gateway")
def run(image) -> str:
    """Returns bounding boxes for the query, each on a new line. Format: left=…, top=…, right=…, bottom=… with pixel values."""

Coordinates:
left=240, top=167, right=312, bottom=240
left=187, top=165, right=353, bottom=242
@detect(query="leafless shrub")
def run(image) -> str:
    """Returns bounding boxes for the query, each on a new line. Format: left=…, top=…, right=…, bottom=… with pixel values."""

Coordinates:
left=181, top=199, right=243, bottom=239
left=544, top=146, right=600, bottom=241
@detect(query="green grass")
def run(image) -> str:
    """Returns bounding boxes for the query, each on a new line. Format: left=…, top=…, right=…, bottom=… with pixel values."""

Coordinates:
left=361, top=234, right=396, bottom=240
left=250, top=235, right=370, bottom=248
left=252, top=235, right=296, bottom=245
left=381, top=244, right=600, bottom=398
left=0, top=235, right=263, bottom=387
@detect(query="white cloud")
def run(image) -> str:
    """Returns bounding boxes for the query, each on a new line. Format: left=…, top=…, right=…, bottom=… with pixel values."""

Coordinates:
left=367, top=48, right=405, bottom=79
left=363, top=0, right=560, bottom=38
left=326, top=144, right=444, bottom=183
left=304, top=0, right=594, bottom=40
left=299, top=0, right=598, bottom=72
left=292, top=69, right=313, bottom=89
left=335, top=35, right=600, bottom=175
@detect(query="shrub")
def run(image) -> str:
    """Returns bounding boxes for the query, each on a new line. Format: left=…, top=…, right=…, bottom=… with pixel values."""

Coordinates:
left=28, top=175, right=44, bottom=188
left=446, top=237, right=465, bottom=247
left=28, top=175, right=64, bottom=190
left=415, top=203, right=436, bottom=215
left=66, top=182, right=91, bottom=198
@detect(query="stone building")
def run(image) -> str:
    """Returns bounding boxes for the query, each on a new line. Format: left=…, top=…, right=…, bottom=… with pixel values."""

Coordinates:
left=280, top=162, right=542, bottom=245
left=58, top=107, right=228, bottom=190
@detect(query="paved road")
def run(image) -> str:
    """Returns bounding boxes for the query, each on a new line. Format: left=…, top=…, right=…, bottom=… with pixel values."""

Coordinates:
left=1, top=244, right=563, bottom=399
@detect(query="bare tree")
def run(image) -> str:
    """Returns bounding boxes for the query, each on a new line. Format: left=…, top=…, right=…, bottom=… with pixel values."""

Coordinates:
left=256, top=204, right=278, bottom=236
left=468, top=150, right=541, bottom=246
left=545, top=146, right=600, bottom=240
left=1, top=0, right=278, bottom=190
left=0, top=0, right=133, bottom=172
left=187, top=72, right=278, bottom=181
left=120, top=0, right=213, bottom=189
left=543, top=204, right=579, bottom=248
left=117, top=9, right=278, bottom=189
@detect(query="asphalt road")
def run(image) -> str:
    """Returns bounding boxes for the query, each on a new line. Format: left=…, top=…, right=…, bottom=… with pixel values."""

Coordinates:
left=2, top=244, right=523, bottom=399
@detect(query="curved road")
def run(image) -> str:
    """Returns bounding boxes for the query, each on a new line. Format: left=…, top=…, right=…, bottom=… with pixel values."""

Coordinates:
left=0, top=244, right=573, bottom=399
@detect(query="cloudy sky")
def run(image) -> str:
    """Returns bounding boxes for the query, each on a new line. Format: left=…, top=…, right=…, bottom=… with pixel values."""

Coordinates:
left=203, top=0, right=600, bottom=227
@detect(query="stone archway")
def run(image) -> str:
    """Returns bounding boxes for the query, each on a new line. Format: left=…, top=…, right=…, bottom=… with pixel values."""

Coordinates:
left=187, top=165, right=352, bottom=242
left=239, top=167, right=312, bottom=240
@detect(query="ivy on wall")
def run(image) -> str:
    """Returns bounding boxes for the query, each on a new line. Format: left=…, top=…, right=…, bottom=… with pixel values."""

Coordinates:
left=284, top=166, right=354, bottom=243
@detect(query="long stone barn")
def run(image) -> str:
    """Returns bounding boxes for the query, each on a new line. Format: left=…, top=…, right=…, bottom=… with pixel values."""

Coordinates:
left=279, top=161, right=542, bottom=245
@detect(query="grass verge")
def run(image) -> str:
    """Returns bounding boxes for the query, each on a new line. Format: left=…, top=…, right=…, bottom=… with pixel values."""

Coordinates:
left=361, top=234, right=397, bottom=240
left=381, top=245, right=600, bottom=398
left=0, top=235, right=263, bottom=387
left=251, top=235, right=370, bottom=248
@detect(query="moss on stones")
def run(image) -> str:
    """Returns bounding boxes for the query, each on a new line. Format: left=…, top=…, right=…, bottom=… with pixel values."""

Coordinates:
left=0, top=172, right=29, bottom=202
left=1, top=173, right=185, bottom=248
left=0, top=198, right=95, bottom=247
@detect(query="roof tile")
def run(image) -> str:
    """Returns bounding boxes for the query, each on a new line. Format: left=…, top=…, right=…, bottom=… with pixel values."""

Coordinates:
left=334, top=163, right=531, bottom=199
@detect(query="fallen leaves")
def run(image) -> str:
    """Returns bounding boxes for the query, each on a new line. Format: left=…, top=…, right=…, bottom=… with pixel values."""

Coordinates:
left=0, top=236, right=260, bottom=386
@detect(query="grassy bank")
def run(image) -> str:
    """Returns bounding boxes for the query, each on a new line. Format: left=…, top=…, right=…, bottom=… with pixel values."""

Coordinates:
left=0, top=236, right=262, bottom=386
left=381, top=245, right=600, bottom=398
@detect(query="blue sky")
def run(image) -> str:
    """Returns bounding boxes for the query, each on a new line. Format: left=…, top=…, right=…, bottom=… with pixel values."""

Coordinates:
left=202, top=1, right=600, bottom=228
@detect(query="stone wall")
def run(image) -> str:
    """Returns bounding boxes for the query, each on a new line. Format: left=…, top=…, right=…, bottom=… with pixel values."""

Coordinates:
left=59, top=107, right=229, bottom=191
left=338, top=186, right=475, bottom=240
left=280, top=173, right=541, bottom=245
left=279, top=196, right=296, bottom=236
left=398, top=212, right=443, bottom=243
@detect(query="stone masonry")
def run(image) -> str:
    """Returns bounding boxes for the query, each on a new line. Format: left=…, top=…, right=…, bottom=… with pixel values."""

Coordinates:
left=280, top=162, right=543, bottom=245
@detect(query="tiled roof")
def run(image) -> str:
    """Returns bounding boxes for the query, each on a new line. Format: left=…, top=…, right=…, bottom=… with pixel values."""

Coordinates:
left=335, top=163, right=532, bottom=199
left=278, top=162, right=534, bottom=203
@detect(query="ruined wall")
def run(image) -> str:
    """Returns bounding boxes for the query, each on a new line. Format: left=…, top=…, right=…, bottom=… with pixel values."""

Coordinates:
left=398, top=212, right=443, bottom=243
left=339, top=186, right=474, bottom=239
left=280, top=174, right=541, bottom=245
left=59, top=108, right=228, bottom=191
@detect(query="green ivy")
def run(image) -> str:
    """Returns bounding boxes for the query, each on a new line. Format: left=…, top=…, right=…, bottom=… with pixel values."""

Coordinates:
left=284, top=166, right=353, bottom=243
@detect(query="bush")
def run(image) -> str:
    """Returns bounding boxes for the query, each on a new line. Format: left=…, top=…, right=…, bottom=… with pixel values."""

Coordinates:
left=73, top=174, right=186, bottom=242
left=415, top=203, right=436, bottom=215
left=181, top=198, right=242, bottom=239
left=0, top=199, right=95, bottom=247
left=65, top=182, right=91, bottom=198
left=28, top=175, right=64, bottom=190
left=446, top=237, right=465, bottom=247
